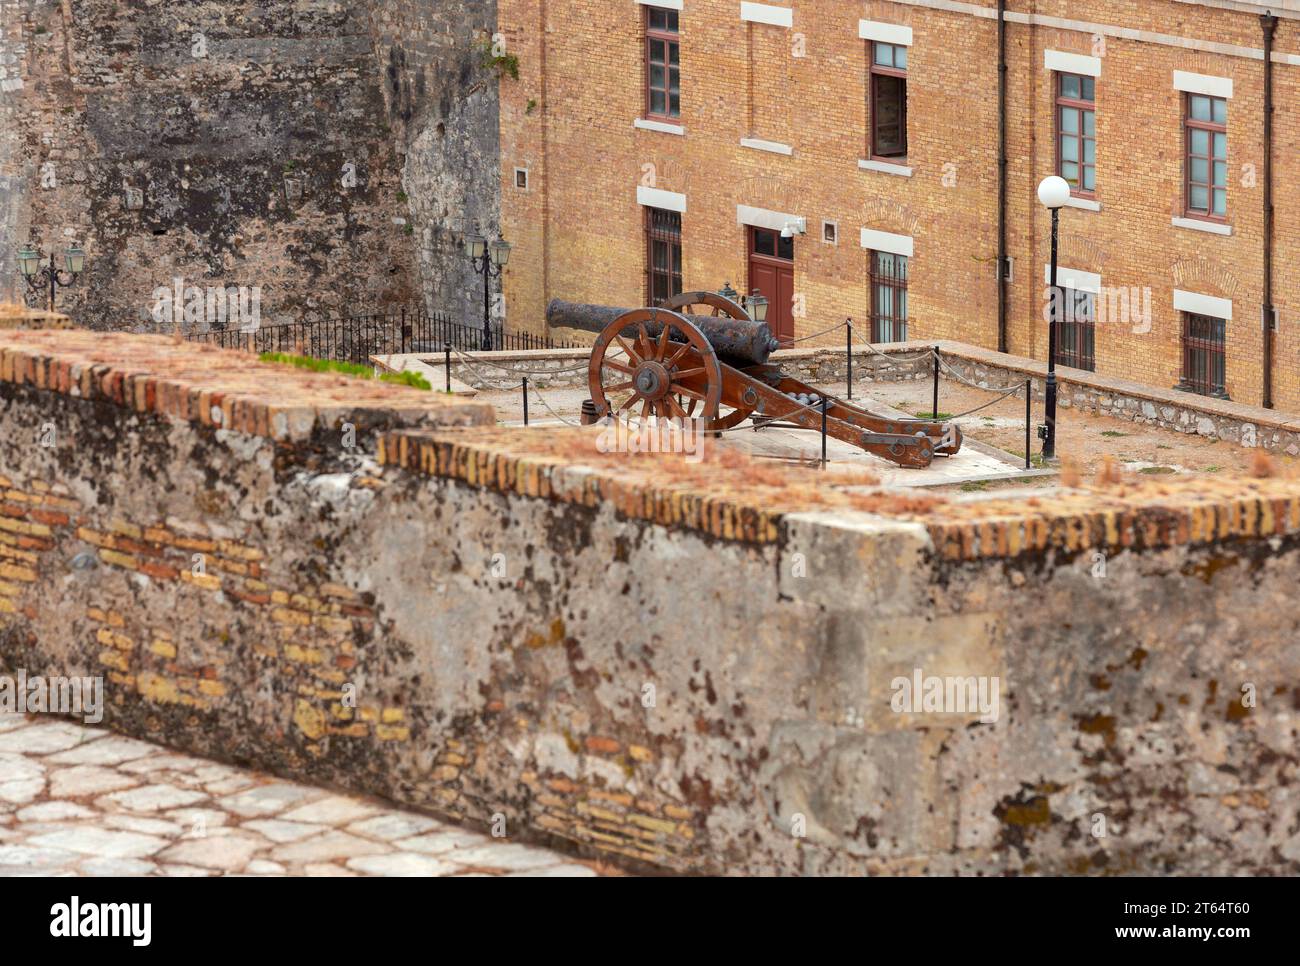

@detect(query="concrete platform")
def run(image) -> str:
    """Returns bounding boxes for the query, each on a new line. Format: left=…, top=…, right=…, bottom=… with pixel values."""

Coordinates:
left=500, top=392, right=1053, bottom=489
left=724, top=421, right=1048, bottom=487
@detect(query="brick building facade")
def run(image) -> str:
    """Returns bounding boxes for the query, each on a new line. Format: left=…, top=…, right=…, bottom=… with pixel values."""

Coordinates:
left=497, top=0, right=1300, bottom=411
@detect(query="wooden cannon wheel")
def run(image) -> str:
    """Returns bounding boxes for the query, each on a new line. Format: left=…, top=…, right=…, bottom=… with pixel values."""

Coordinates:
left=588, top=308, right=723, bottom=422
left=659, top=291, right=756, bottom=430
left=662, top=290, right=749, bottom=321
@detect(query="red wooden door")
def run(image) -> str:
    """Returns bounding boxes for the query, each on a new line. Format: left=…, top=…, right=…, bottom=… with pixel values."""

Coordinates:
left=748, top=227, right=795, bottom=343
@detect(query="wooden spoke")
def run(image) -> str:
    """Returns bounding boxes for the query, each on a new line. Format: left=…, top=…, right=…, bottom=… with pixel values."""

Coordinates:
left=656, top=324, right=670, bottom=361
left=602, top=358, right=634, bottom=375
left=667, top=341, right=693, bottom=365
left=614, top=335, right=641, bottom=364
left=672, top=367, right=706, bottom=380
left=605, top=380, right=634, bottom=392
left=673, top=385, right=707, bottom=402
left=637, top=323, right=652, bottom=359
left=664, top=396, right=688, bottom=419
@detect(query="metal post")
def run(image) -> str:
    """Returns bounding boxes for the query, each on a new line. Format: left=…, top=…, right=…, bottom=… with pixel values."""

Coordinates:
left=444, top=342, right=451, bottom=393
left=48, top=254, right=56, bottom=312
left=522, top=377, right=529, bottom=426
left=1025, top=379, right=1032, bottom=470
left=820, top=395, right=828, bottom=469
left=400, top=306, right=408, bottom=355
left=846, top=318, right=853, bottom=400
left=1262, top=13, right=1277, bottom=409
left=932, top=346, right=940, bottom=419
left=1044, top=208, right=1060, bottom=460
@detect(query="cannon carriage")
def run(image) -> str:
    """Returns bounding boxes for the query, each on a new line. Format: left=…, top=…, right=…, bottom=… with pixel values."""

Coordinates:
left=547, top=291, right=961, bottom=469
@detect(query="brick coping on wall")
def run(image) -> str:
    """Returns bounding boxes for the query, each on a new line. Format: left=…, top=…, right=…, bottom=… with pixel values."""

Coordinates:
left=8, top=329, right=1300, bottom=563
left=381, top=424, right=1300, bottom=561
left=0, top=330, right=494, bottom=440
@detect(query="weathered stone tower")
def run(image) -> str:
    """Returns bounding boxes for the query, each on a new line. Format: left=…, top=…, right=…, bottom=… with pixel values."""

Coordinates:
left=0, top=0, right=500, bottom=330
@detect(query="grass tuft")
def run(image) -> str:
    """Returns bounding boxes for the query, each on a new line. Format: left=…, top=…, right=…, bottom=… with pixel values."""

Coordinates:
left=258, top=352, right=431, bottom=390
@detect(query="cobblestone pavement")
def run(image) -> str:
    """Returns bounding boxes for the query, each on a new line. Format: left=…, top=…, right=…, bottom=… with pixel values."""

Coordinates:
left=0, top=715, right=600, bottom=876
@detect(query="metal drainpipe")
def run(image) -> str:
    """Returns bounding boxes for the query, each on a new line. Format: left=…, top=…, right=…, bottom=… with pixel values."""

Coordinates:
left=997, top=0, right=1008, bottom=353
left=1261, top=13, right=1277, bottom=409
left=539, top=0, right=551, bottom=309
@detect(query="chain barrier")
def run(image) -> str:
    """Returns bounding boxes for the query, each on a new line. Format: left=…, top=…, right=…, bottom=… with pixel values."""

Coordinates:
left=710, top=395, right=836, bottom=433
left=935, top=353, right=1026, bottom=395
left=940, top=384, right=1025, bottom=420
left=525, top=382, right=586, bottom=427
left=442, top=349, right=527, bottom=392
left=451, top=325, right=1033, bottom=442
left=844, top=327, right=940, bottom=365
left=526, top=391, right=834, bottom=435
left=779, top=320, right=851, bottom=345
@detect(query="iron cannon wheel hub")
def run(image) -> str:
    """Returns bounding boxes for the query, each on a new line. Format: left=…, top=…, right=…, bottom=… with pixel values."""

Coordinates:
left=634, top=361, right=671, bottom=400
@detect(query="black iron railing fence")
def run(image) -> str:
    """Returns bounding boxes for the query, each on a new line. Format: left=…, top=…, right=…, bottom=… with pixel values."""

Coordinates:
left=187, top=307, right=582, bottom=365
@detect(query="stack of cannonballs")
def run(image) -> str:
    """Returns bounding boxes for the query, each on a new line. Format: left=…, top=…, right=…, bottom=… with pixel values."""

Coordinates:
left=789, top=391, right=822, bottom=411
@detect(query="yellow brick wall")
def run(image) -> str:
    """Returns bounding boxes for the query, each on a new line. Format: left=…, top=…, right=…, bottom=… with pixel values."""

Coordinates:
left=750, top=22, right=793, bottom=145
left=500, top=0, right=1300, bottom=411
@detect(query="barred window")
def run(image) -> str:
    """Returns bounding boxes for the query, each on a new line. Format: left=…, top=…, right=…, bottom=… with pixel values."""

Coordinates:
left=646, top=207, right=682, bottom=306
left=870, top=251, right=908, bottom=343
left=1057, top=287, right=1096, bottom=372
left=1179, top=312, right=1228, bottom=398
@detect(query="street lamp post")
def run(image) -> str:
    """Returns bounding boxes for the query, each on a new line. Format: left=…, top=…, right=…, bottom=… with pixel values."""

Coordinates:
left=17, top=244, right=86, bottom=312
left=1037, top=176, right=1071, bottom=461
left=466, top=234, right=511, bottom=351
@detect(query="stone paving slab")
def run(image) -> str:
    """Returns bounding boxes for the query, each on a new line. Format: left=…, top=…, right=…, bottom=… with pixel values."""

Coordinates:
left=0, top=715, right=602, bottom=877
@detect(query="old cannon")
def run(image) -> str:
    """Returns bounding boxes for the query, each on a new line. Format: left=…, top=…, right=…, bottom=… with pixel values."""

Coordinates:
left=546, top=292, right=962, bottom=469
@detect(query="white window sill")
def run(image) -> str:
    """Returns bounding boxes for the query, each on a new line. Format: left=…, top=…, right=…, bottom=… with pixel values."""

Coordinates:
left=858, top=158, right=913, bottom=177
left=740, top=137, right=793, bottom=156
left=741, top=2, right=793, bottom=27
left=634, top=118, right=685, bottom=136
left=1172, top=216, right=1231, bottom=236
left=1064, top=195, right=1101, bottom=212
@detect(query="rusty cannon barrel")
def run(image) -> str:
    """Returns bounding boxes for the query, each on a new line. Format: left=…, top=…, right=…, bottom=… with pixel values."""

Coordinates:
left=546, top=298, right=779, bottom=366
